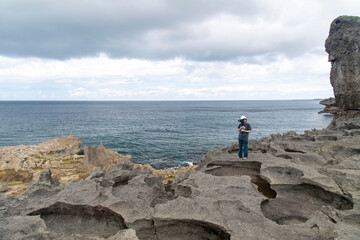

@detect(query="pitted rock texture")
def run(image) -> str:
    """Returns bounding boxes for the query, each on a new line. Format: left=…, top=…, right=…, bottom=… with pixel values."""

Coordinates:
left=0, top=135, right=131, bottom=196
left=325, top=16, right=360, bottom=110
left=0, top=135, right=82, bottom=195
left=1, top=124, right=360, bottom=239
left=328, top=110, right=360, bottom=130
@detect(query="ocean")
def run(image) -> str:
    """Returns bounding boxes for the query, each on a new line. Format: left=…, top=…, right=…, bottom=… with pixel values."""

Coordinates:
left=0, top=100, right=333, bottom=169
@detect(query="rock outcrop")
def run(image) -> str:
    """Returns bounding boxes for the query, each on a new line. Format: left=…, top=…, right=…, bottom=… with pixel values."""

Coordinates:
left=322, top=15, right=360, bottom=129
left=84, top=143, right=132, bottom=170
left=0, top=135, right=131, bottom=196
left=325, top=16, right=360, bottom=111
left=319, top=97, right=339, bottom=114
left=1, top=126, right=359, bottom=240
left=1, top=16, right=360, bottom=240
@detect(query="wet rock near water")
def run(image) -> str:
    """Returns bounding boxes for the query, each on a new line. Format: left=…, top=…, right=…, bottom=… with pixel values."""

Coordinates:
left=319, top=97, right=339, bottom=114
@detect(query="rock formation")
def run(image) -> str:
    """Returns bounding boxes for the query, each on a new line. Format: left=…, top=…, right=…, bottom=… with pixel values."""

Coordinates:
left=1, top=16, right=360, bottom=240
left=2, top=126, right=360, bottom=240
left=322, top=16, right=360, bottom=130
left=325, top=16, right=360, bottom=111
left=0, top=135, right=131, bottom=196
left=319, top=97, right=339, bottom=114
left=84, top=143, right=132, bottom=170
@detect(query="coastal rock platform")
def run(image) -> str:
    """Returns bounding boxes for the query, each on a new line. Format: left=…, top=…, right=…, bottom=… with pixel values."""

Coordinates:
left=1, top=123, right=359, bottom=240
left=0, top=135, right=131, bottom=196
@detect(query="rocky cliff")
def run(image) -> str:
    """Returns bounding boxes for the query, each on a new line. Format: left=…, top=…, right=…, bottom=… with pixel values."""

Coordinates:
left=325, top=16, right=360, bottom=111
left=1, top=16, right=360, bottom=240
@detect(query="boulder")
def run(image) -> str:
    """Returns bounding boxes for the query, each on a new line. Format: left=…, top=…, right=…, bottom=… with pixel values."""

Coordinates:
left=84, top=143, right=132, bottom=170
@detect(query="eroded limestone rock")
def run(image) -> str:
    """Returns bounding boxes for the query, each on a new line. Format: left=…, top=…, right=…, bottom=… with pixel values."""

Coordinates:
left=0, top=136, right=131, bottom=196
left=84, top=143, right=131, bottom=170
left=319, top=97, right=339, bottom=114
left=1, top=125, right=359, bottom=239
left=325, top=16, right=360, bottom=111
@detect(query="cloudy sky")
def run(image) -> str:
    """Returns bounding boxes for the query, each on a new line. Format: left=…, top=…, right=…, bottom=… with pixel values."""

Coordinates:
left=0, top=0, right=359, bottom=100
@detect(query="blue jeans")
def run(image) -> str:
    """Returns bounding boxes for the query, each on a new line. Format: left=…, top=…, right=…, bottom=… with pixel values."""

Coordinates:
left=238, top=139, right=248, bottom=158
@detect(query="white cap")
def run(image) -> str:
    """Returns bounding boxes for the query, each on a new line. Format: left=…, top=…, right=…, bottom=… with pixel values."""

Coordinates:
left=240, top=115, right=247, bottom=120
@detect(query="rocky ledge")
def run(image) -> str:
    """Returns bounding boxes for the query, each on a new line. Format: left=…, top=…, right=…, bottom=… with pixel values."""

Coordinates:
left=319, top=97, right=339, bottom=114
left=0, top=135, right=132, bottom=196
left=1, top=16, right=360, bottom=240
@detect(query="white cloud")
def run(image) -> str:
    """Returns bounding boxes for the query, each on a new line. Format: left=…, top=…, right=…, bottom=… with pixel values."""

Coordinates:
left=68, top=87, right=87, bottom=97
left=0, top=51, right=332, bottom=100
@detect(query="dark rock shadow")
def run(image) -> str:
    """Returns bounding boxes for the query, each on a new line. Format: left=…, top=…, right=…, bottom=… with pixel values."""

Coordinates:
left=28, top=202, right=127, bottom=238
left=261, top=183, right=353, bottom=225
left=132, top=218, right=231, bottom=240
left=204, top=161, right=276, bottom=199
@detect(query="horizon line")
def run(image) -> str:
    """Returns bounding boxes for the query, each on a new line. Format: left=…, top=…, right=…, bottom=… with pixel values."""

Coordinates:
left=0, top=98, right=328, bottom=102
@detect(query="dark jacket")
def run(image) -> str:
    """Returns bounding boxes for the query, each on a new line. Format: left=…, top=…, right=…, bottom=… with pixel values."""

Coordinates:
left=238, top=123, right=251, bottom=141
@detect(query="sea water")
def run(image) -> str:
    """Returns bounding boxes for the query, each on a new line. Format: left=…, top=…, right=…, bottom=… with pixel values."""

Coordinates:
left=0, top=100, right=333, bottom=169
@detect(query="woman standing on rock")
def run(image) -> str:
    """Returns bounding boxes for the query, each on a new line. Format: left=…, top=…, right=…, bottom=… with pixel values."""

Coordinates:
left=238, top=116, right=251, bottom=159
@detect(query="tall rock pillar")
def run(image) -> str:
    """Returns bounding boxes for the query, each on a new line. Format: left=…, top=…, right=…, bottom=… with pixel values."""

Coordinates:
left=325, top=16, right=360, bottom=111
